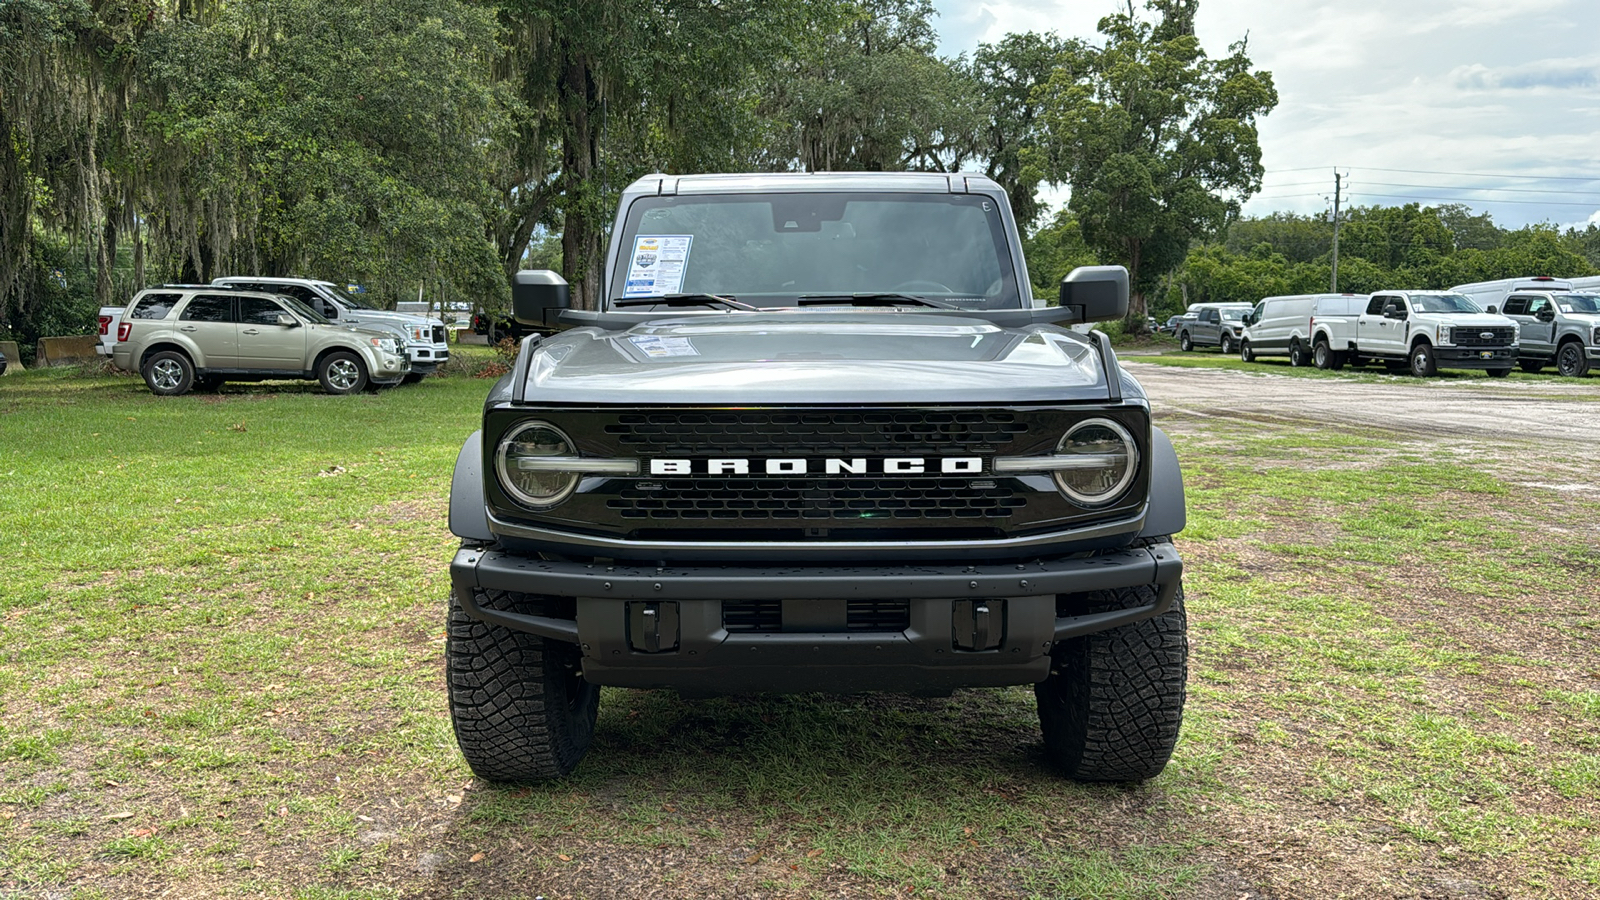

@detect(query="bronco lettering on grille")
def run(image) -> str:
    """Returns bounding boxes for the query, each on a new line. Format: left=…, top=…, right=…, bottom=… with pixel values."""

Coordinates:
left=649, top=457, right=984, bottom=476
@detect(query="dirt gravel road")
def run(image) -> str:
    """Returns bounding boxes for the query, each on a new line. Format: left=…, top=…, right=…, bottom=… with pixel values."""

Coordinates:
left=1127, top=362, right=1600, bottom=449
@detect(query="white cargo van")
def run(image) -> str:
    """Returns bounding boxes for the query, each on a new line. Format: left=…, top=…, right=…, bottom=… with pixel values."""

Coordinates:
left=1450, top=276, right=1572, bottom=314
left=1240, top=293, right=1365, bottom=366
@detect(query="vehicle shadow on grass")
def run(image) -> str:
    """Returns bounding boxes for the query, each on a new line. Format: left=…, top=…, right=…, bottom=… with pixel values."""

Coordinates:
left=417, top=688, right=1225, bottom=900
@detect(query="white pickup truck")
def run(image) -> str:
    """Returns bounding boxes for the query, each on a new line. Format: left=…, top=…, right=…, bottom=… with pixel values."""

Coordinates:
left=97, top=306, right=124, bottom=357
left=1312, top=291, right=1519, bottom=377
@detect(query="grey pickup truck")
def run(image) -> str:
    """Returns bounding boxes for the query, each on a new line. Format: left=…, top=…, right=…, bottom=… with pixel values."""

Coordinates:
left=444, top=172, right=1189, bottom=783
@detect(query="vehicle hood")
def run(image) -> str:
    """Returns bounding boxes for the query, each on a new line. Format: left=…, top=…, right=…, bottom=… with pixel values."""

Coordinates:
left=1421, top=313, right=1516, bottom=327
left=344, top=309, right=445, bottom=330
left=310, top=322, right=397, bottom=343
left=1559, top=311, right=1600, bottom=327
left=517, top=312, right=1127, bottom=404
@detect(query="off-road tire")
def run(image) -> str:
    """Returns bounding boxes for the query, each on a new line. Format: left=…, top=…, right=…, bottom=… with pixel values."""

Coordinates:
left=1239, top=340, right=1254, bottom=363
left=1288, top=340, right=1307, bottom=368
left=317, top=351, right=369, bottom=395
left=447, top=585, right=598, bottom=782
left=1036, top=585, right=1187, bottom=782
left=1518, top=359, right=1544, bottom=374
left=1557, top=341, right=1590, bottom=377
left=1409, top=343, right=1437, bottom=377
left=142, top=350, right=195, bottom=396
left=1219, top=334, right=1234, bottom=355
left=1179, top=331, right=1193, bottom=352
left=1486, top=367, right=1511, bottom=378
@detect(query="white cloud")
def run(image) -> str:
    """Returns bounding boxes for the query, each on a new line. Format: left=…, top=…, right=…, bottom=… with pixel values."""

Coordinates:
left=932, top=0, right=1600, bottom=226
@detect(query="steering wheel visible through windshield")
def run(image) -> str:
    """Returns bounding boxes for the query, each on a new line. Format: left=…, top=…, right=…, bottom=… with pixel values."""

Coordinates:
left=610, top=193, right=1021, bottom=309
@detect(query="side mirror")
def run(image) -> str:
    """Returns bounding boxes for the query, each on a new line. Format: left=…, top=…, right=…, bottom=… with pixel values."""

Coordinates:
left=1485, top=305, right=1498, bottom=314
left=512, top=269, right=570, bottom=327
left=1383, top=303, right=1406, bottom=320
left=275, top=314, right=299, bottom=328
left=1537, top=307, right=1556, bottom=322
left=1057, top=266, right=1129, bottom=323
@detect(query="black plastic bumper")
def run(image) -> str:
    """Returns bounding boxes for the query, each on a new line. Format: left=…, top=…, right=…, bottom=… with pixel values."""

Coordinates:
left=449, top=541, right=1182, bottom=694
left=1436, top=347, right=1515, bottom=368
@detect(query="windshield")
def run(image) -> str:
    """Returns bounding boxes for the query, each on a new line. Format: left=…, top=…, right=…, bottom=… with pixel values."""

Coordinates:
left=1411, top=293, right=1482, bottom=314
left=322, top=282, right=378, bottom=310
left=611, top=192, right=1020, bottom=309
left=280, top=296, right=331, bottom=325
left=1562, top=294, right=1600, bottom=313
left=1220, top=309, right=1247, bottom=322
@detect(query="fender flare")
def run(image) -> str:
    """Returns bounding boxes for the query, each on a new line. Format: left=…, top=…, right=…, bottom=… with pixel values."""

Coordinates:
left=449, top=430, right=495, bottom=543
left=1139, top=426, right=1186, bottom=537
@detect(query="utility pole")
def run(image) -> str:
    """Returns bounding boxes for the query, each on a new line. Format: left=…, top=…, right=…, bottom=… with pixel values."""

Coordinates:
left=1330, top=169, right=1344, bottom=293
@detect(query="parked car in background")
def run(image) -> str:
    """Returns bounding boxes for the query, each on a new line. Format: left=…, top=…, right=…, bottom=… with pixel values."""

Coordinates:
left=1161, top=314, right=1187, bottom=335
left=213, top=277, right=447, bottom=381
left=1317, top=291, right=1518, bottom=377
left=97, top=306, right=123, bottom=357
left=1306, top=294, right=1373, bottom=369
left=112, top=285, right=409, bottom=395
left=1491, top=290, right=1600, bottom=376
left=1176, top=303, right=1253, bottom=353
left=1241, top=293, right=1367, bottom=367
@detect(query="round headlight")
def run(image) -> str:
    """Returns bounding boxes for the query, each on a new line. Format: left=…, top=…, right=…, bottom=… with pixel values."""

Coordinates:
left=495, top=421, right=580, bottom=509
left=1053, top=418, right=1138, bottom=506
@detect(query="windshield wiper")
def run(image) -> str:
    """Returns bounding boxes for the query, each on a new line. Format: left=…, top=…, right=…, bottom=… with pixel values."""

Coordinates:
left=611, top=293, right=758, bottom=311
left=796, top=292, right=958, bottom=309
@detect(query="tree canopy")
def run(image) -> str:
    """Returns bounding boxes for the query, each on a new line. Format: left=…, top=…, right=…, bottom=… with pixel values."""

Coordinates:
left=1034, top=0, right=1277, bottom=330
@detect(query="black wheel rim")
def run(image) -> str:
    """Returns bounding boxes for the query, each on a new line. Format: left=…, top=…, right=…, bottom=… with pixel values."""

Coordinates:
left=1559, top=346, right=1578, bottom=375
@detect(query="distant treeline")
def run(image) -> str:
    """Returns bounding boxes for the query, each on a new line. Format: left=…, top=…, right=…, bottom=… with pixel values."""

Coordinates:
left=1148, top=203, right=1600, bottom=315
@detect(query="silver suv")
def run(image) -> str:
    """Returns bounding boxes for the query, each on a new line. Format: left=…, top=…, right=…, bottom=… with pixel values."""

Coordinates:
left=214, top=277, right=448, bottom=380
left=111, top=285, right=409, bottom=395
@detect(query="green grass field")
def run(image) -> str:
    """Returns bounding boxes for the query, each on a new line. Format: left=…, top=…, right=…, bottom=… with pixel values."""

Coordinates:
left=0, top=355, right=1596, bottom=898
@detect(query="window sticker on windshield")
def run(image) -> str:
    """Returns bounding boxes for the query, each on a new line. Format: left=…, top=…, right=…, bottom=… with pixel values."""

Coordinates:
left=1560, top=304, right=1574, bottom=313
left=628, top=335, right=699, bottom=358
left=623, top=235, right=693, bottom=297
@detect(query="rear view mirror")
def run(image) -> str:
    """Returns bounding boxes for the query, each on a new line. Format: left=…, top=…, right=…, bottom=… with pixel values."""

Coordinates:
left=1486, top=305, right=1498, bottom=314
left=275, top=314, right=298, bottom=328
left=512, top=270, right=570, bottom=328
left=1057, top=266, right=1129, bottom=323
left=1383, top=303, right=1405, bottom=320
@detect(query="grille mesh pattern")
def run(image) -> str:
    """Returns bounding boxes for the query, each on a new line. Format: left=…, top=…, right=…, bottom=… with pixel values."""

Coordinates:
left=721, top=600, right=910, bottom=633
left=605, top=411, right=1029, bottom=456
left=1453, top=326, right=1515, bottom=347
left=607, top=478, right=1027, bottom=521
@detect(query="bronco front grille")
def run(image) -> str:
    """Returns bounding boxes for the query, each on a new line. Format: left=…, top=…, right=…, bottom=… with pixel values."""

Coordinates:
left=1454, top=326, right=1515, bottom=347
left=607, top=477, right=1027, bottom=521
left=605, top=410, right=1030, bottom=456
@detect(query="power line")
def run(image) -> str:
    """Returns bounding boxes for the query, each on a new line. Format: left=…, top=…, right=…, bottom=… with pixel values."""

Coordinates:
left=1358, top=180, right=1600, bottom=198
left=1351, top=165, right=1600, bottom=183
left=1348, top=191, right=1600, bottom=208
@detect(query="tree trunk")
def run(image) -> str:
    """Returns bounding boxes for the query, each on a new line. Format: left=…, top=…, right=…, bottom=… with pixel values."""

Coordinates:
left=559, top=55, right=602, bottom=310
left=1124, top=240, right=1149, bottom=334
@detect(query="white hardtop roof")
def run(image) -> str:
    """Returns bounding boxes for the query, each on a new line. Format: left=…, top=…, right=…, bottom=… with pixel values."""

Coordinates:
left=625, top=171, right=1002, bottom=195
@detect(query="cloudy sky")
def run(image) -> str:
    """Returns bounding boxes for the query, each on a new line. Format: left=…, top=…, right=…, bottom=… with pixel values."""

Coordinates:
left=932, top=0, right=1600, bottom=229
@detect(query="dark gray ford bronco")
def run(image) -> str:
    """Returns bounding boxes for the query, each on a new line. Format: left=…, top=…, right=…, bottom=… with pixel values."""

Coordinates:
left=446, top=172, right=1188, bottom=782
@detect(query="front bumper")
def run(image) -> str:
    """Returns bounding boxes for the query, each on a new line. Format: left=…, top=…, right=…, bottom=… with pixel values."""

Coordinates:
left=1435, top=346, right=1516, bottom=368
left=450, top=539, right=1182, bottom=694
left=407, top=344, right=450, bottom=373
